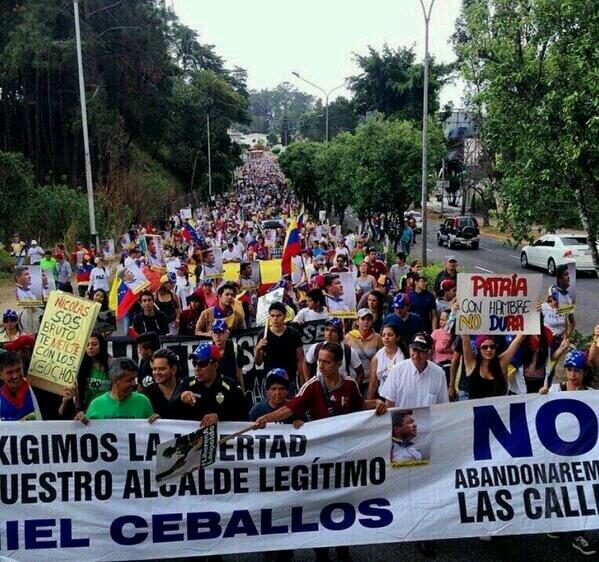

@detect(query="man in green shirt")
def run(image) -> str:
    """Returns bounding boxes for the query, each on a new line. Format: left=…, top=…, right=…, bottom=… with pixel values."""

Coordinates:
left=39, top=250, right=57, bottom=278
left=76, top=358, right=158, bottom=423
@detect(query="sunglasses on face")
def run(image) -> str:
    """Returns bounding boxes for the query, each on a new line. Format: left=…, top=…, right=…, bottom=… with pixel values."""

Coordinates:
left=3, top=317, right=17, bottom=322
left=480, top=345, right=496, bottom=351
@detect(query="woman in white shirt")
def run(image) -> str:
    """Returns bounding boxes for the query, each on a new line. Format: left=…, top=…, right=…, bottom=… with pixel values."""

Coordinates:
left=88, top=258, right=110, bottom=294
left=367, top=324, right=407, bottom=399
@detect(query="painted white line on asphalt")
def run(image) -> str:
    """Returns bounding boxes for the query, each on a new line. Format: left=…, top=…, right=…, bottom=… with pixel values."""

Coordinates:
left=426, top=249, right=432, bottom=253
left=480, top=246, right=492, bottom=251
left=475, top=266, right=493, bottom=273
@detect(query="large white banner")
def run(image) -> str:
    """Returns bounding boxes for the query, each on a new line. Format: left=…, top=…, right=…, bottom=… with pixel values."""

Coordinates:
left=456, top=272, right=543, bottom=334
left=2, top=392, right=599, bottom=561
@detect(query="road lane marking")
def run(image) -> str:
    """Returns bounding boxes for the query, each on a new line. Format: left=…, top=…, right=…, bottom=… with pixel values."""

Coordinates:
left=480, top=246, right=492, bottom=251
left=475, top=266, right=493, bottom=273
left=426, top=249, right=432, bottom=253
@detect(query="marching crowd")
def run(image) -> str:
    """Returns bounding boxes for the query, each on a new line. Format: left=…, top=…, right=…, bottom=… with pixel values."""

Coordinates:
left=1, top=155, right=599, bottom=559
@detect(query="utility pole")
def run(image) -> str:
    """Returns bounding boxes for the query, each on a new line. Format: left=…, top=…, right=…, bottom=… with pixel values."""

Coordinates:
left=207, top=113, right=212, bottom=199
left=73, top=0, right=98, bottom=247
left=418, top=0, right=436, bottom=266
left=440, top=157, right=445, bottom=216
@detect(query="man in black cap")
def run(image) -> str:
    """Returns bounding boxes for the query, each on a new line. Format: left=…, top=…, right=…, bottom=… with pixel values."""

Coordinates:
left=170, top=342, right=248, bottom=424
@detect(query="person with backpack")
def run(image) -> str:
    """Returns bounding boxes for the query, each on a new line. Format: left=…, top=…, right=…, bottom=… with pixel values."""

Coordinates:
left=304, top=317, right=364, bottom=383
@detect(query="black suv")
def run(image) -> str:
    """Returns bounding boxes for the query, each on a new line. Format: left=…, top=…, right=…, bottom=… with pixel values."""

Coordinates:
left=437, top=216, right=480, bottom=249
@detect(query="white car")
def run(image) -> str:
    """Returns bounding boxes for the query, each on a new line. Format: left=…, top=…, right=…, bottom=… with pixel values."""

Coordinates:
left=520, top=234, right=596, bottom=275
left=404, top=211, right=423, bottom=233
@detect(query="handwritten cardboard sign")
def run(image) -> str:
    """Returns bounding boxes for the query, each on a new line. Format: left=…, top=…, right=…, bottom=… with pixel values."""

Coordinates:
left=28, top=291, right=101, bottom=394
left=456, top=273, right=542, bottom=335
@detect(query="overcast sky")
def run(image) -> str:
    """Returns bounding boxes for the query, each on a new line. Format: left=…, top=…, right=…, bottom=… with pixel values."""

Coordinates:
left=172, top=0, right=464, bottom=107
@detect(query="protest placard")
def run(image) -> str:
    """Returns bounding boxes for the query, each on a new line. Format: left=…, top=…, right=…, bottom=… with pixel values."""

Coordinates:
left=28, top=291, right=101, bottom=394
left=5, top=394, right=599, bottom=561
left=15, top=264, right=43, bottom=306
left=155, top=424, right=218, bottom=483
left=255, top=287, right=284, bottom=326
left=456, top=272, right=542, bottom=334
left=556, top=261, right=576, bottom=313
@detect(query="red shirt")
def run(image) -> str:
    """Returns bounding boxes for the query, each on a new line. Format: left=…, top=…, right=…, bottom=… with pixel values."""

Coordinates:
left=287, top=376, right=363, bottom=421
left=367, top=259, right=387, bottom=278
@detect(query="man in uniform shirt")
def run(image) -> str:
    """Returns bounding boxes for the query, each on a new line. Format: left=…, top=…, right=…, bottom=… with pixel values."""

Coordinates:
left=171, top=343, right=248, bottom=425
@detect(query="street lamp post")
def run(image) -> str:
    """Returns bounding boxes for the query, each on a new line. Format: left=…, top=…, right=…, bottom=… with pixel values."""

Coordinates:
left=206, top=113, right=212, bottom=199
left=292, top=72, right=345, bottom=143
left=418, top=0, right=436, bottom=266
left=73, top=0, right=98, bottom=247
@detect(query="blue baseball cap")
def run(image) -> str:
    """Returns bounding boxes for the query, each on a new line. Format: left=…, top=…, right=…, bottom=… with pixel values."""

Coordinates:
left=265, top=368, right=290, bottom=388
left=3, top=309, right=18, bottom=321
left=324, top=317, right=343, bottom=331
left=392, top=293, right=409, bottom=308
left=211, top=319, right=228, bottom=333
left=563, top=349, right=585, bottom=369
left=189, top=342, right=220, bottom=361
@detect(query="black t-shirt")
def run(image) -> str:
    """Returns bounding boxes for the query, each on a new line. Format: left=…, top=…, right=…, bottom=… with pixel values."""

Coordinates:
left=133, top=311, right=169, bottom=336
left=137, top=358, right=154, bottom=389
left=218, top=340, right=244, bottom=380
left=170, top=375, right=248, bottom=422
left=142, top=383, right=176, bottom=418
left=264, top=326, right=302, bottom=381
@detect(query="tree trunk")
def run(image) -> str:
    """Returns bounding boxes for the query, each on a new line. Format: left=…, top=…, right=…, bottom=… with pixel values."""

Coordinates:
left=574, top=188, right=599, bottom=277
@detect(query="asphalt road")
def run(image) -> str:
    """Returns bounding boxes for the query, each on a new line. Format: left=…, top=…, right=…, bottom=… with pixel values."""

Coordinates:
left=420, top=218, right=597, bottom=335
left=344, top=212, right=597, bottom=335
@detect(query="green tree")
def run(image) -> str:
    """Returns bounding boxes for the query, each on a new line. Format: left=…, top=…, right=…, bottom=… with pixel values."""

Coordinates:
left=300, top=97, right=358, bottom=141
left=314, top=132, right=357, bottom=221
left=347, top=114, right=445, bottom=226
left=0, top=151, right=35, bottom=241
left=278, top=141, right=323, bottom=210
left=453, top=0, right=599, bottom=273
left=348, top=44, right=452, bottom=121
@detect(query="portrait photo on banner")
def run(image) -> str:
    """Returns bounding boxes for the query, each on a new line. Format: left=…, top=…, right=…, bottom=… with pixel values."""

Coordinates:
left=239, top=261, right=260, bottom=289
left=117, top=261, right=148, bottom=294
left=202, top=247, right=224, bottom=279
left=42, top=269, right=56, bottom=301
left=118, top=232, right=131, bottom=251
left=325, top=271, right=357, bottom=318
left=390, top=407, right=431, bottom=468
left=145, top=235, right=164, bottom=267
left=15, top=264, right=43, bottom=305
left=101, top=238, right=115, bottom=259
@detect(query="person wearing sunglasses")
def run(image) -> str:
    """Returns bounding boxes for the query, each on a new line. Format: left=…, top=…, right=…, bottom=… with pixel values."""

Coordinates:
left=171, top=342, right=248, bottom=426
left=0, top=310, right=22, bottom=343
left=460, top=333, right=525, bottom=399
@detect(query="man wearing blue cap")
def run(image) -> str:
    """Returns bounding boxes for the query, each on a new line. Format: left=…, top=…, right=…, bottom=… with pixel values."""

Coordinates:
left=211, top=319, right=245, bottom=392
left=170, top=342, right=247, bottom=425
left=383, top=293, right=424, bottom=350
left=249, top=368, right=302, bottom=429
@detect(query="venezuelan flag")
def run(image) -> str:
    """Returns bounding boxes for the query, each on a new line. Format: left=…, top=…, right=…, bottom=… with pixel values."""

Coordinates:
left=297, top=205, right=305, bottom=229
left=281, top=218, right=301, bottom=274
left=108, top=276, right=137, bottom=320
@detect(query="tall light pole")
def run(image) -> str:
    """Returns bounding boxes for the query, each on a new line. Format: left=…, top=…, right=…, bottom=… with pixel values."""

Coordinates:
left=418, top=0, right=435, bottom=266
left=73, top=0, right=97, bottom=247
left=292, top=72, right=345, bottom=143
left=206, top=113, right=212, bottom=199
